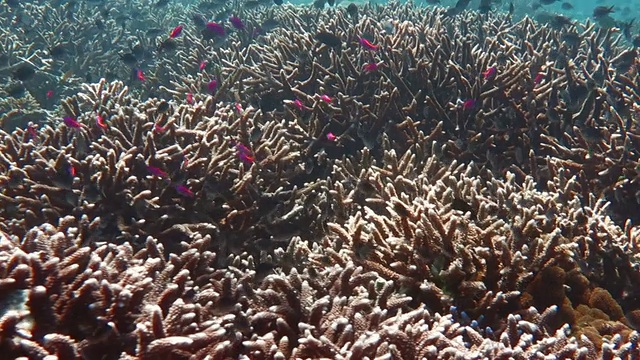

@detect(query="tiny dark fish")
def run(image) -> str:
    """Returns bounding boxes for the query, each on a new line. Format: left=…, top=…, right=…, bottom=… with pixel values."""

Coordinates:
left=633, top=35, right=640, bottom=47
left=549, top=15, right=573, bottom=29
left=4, top=82, right=26, bottom=98
left=346, top=3, right=358, bottom=18
left=191, top=13, right=208, bottom=27
left=156, top=100, right=170, bottom=113
left=119, top=52, right=138, bottom=66
left=593, top=5, right=614, bottom=18
left=312, top=0, right=325, bottom=9
left=155, top=0, right=170, bottom=7
left=478, top=0, right=492, bottom=13
left=273, top=0, right=283, bottom=5
left=12, top=64, right=35, bottom=81
left=131, top=43, right=145, bottom=58
left=315, top=31, right=341, bottom=48
left=539, top=0, right=557, bottom=4
left=49, top=44, right=66, bottom=59
left=561, top=2, right=573, bottom=10
left=425, top=0, right=440, bottom=4
left=157, top=38, right=178, bottom=52
left=452, top=198, right=476, bottom=219
left=327, top=0, right=335, bottom=6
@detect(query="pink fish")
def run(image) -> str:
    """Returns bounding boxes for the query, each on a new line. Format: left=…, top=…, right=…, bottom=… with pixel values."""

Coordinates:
left=154, top=123, right=169, bottom=133
left=205, top=22, right=225, bottom=36
left=63, top=116, right=84, bottom=129
left=207, top=79, right=217, bottom=94
left=320, top=94, right=332, bottom=103
left=175, top=184, right=194, bottom=198
left=229, top=16, right=244, bottom=30
left=96, top=114, right=108, bottom=129
left=326, top=132, right=336, bottom=141
left=483, top=66, right=497, bottom=80
left=463, top=99, right=476, bottom=110
left=362, top=62, right=379, bottom=72
left=186, top=93, right=194, bottom=104
left=146, top=165, right=168, bottom=178
left=199, top=60, right=208, bottom=71
left=359, top=37, right=379, bottom=51
left=235, top=143, right=255, bottom=164
left=534, top=73, right=544, bottom=85
left=135, top=69, right=145, bottom=81
left=46, top=90, right=54, bottom=98
left=294, top=99, right=306, bottom=111
left=235, top=102, right=243, bottom=113
left=169, top=25, right=183, bottom=38
left=26, top=123, right=38, bottom=140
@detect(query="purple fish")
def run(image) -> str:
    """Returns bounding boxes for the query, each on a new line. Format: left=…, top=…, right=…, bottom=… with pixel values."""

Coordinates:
left=235, top=143, right=255, bottom=164
left=229, top=16, right=244, bottom=30
left=463, top=99, right=476, bottom=110
left=63, top=116, right=83, bottom=129
left=207, top=79, right=217, bottom=94
left=146, top=165, right=168, bottom=178
left=175, top=184, right=194, bottom=198
left=205, top=22, right=225, bottom=36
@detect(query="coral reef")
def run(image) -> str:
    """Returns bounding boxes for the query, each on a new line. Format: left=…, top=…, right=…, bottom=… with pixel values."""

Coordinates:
left=1, top=1, right=640, bottom=359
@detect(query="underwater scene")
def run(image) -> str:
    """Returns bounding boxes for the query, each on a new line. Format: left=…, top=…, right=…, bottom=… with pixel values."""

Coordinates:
left=1, top=0, right=640, bottom=358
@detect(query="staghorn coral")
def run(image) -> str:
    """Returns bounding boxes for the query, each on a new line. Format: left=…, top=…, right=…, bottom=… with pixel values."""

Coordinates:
left=0, top=0, right=640, bottom=359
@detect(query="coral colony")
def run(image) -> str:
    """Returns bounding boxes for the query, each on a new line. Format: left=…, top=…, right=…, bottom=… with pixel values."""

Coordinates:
left=1, top=0, right=640, bottom=359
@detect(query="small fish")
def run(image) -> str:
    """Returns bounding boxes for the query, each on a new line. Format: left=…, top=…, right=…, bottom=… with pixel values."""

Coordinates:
left=156, top=101, right=170, bottom=113
left=315, top=32, right=342, bottom=48
left=157, top=38, right=178, bottom=52
left=235, top=143, right=255, bottom=164
left=175, top=184, right=194, bottom=197
left=346, top=3, right=358, bottom=19
left=294, top=99, right=306, bottom=111
left=12, top=64, right=35, bottom=81
left=63, top=116, right=84, bottom=129
left=26, top=123, right=38, bottom=140
left=199, top=60, right=208, bottom=71
left=96, top=114, right=108, bottom=129
left=593, top=5, right=614, bottom=18
left=229, top=16, right=244, bottom=30
left=483, top=66, right=497, bottom=79
left=154, top=123, right=169, bottom=133
left=359, top=37, right=379, bottom=51
left=320, top=94, right=332, bottom=103
left=207, top=79, right=217, bottom=94
left=135, top=69, right=145, bottom=81
left=362, top=62, right=379, bottom=72
left=186, top=92, right=194, bottom=104
left=534, top=73, right=545, bottom=85
left=326, top=132, right=336, bottom=141
left=169, top=24, right=183, bottom=38
left=561, top=2, right=573, bottom=10
left=46, top=90, right=54, bottom=98
left=202, top=22, right=225, bottom=38
left=463, top=99, right=476, bottom=110
left=49, top=44, right=66, bottom=59
left=120, top=52, right=138, bottom=66
left=147, top=165, right=168, bottom=178
left=235, top=102, right=243, bottom=113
